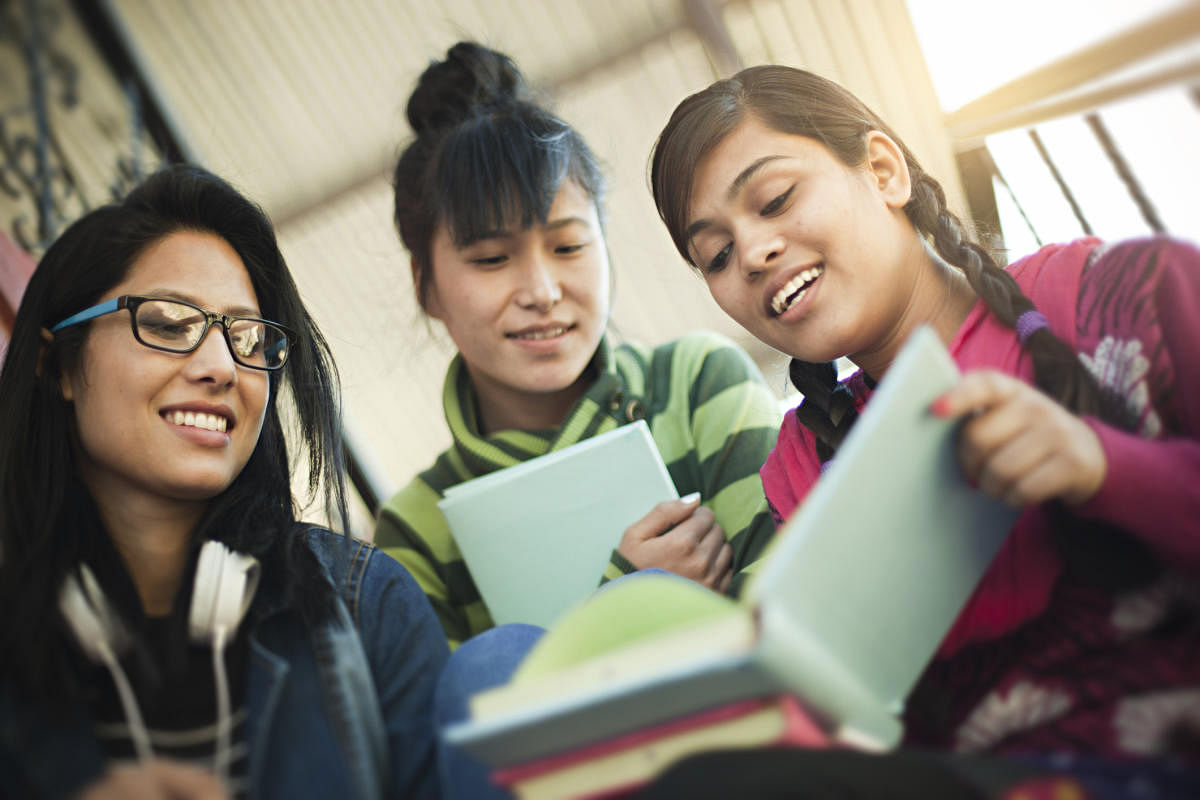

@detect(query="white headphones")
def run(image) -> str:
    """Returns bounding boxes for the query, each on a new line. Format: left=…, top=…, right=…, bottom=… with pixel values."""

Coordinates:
left=187, top=539, right=261, bottom=645
left=58, top=540, right=260, bottom=782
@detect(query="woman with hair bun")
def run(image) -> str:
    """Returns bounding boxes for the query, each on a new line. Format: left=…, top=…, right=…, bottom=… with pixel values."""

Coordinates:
left=375, top=42, right=781, bottom=651
left=644, top=64, right=1200, bottom=797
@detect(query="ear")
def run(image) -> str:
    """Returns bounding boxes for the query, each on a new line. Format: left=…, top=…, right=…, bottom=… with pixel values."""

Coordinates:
left=864, top=130, right=912, bottom=209
left=59, top=364, right=76, bottom=402
left=412, top=259, right=445, bottom=321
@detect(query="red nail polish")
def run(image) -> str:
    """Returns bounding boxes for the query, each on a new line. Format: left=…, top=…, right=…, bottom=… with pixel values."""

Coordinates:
left=931, top=395, right=951, bottom=417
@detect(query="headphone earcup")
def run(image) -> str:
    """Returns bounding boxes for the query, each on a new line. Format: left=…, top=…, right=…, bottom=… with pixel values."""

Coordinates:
left=188, top=540, right=261, bottom=643
left=59, top=565, right=129, bottom=662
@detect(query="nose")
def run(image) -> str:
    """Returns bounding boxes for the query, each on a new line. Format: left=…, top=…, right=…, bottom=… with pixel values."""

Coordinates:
left=741, top=224, right=786, bottom=276
left=514, top=255, right=562, bottom=313
left=183, top=325, right=238, bottom=386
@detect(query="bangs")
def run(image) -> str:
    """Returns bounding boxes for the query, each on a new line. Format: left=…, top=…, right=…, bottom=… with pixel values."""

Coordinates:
left=432, top=113, right=576, bottom=246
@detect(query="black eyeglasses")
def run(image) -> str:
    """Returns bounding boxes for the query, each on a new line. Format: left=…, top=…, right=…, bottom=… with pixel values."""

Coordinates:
left=50, top=295, right=294, bottom=371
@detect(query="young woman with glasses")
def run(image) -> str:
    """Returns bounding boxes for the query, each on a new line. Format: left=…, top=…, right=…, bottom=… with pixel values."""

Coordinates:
left=0, top=165, right=447, bottom=799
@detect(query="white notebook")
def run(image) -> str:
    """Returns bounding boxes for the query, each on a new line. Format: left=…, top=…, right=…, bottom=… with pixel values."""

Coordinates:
left=439, top=420, right=678, bottom=629
left=447, top=326, right=1020, bottom=766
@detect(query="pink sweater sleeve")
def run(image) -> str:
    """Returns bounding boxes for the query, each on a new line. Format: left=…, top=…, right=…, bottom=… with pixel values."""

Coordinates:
left=1078, top=421, right=1200, bottom=571
left=1074, top=238, right=1200, bottom=573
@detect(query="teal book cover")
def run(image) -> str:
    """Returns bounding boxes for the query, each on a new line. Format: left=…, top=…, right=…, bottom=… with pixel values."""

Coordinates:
left=439, top=420, right=678, bottom=629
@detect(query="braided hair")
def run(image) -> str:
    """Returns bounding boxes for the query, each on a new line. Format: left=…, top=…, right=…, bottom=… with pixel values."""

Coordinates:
left=651, top=65, right=1114, bottom=458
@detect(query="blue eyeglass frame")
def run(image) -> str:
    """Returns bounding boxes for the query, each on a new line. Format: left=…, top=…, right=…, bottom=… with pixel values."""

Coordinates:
left=50, top=295, right=294, bottom=371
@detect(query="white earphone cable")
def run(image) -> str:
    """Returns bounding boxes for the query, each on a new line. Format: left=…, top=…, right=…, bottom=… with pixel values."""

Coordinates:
left=211, top=625, right=232, bottom=787
left=95, top=640, right=154, bottom=764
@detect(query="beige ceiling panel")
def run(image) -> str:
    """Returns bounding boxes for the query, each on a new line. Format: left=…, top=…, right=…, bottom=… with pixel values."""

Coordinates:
left=276, top=176, right=457, bottom=487
left=752, top=0, right=810, bottom=68
left=725, top=1, right=771, bottom=67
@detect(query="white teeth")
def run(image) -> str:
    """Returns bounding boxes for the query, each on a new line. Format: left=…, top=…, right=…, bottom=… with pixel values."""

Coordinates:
left=513, top=326, right=567, bottom=340
left=169, top=411, right=229, bottom=433
left=770, top=266, right=824, bottom=315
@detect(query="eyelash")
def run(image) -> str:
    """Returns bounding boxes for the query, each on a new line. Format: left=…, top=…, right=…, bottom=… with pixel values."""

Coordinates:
left=706, top=244, right=732, bottom=274
left=471, top=242, right=586, bottom=266
left=705, top=186, right=794, bottom=273
left=761, top=186, right=793, bottom=216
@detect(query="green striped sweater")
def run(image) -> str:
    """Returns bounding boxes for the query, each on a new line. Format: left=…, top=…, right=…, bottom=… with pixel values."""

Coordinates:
left=373, top=332, right=781, bottom=648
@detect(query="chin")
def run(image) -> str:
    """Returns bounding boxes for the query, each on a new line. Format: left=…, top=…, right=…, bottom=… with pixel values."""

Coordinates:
left=165, top=475, right=239, bottom=502
left=514, top=359, right=584, bottom=389
left=534, top=369, right=592, bottom=395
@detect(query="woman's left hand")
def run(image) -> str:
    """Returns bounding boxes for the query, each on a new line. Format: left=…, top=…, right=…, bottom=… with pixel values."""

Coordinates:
left=932, top=370, right=1107, bottom=508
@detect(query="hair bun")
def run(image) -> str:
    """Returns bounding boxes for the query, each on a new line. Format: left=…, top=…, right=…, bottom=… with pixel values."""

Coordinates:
left=407, top=42, right=530, bottom=136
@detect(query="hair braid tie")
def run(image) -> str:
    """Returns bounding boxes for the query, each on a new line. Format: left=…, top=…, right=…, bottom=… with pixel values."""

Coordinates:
left=789, top=359, right=859, bottom=461
left=1016, top=310, right=1050, bottom=343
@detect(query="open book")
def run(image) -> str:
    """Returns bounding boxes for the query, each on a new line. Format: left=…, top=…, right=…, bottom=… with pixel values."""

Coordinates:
left=438, top=420, right=678, bottom=628
left=445, top=326, right=1020, bottom=767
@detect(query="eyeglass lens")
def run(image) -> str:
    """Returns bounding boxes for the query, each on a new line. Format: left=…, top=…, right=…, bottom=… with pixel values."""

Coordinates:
left=134, top=300, right=289, bottom=369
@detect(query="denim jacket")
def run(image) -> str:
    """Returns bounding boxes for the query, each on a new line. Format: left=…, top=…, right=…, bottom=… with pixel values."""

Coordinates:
left=0, top=528, right=449, bottom=799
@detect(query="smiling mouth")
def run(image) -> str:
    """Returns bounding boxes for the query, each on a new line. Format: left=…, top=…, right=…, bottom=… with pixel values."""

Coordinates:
left=770, top=265, right=824, bottom=316
left=507, top=324, right=574, bottom=341
left=164, top=410, right=230, bottom=433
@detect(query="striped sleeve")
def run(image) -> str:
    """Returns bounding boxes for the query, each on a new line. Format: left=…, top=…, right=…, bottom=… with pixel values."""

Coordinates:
left=373, top=469, right=494, bottom=649
left=643, top=332, right=782, bottom=596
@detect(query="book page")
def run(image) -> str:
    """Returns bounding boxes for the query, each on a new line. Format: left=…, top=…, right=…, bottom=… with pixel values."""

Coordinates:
left=471, top=599, right=755, bottom=719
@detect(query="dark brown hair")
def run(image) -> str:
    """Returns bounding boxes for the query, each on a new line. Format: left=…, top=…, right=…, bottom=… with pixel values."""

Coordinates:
left=393, top=42, right=606, bottom=311
left=651, top=66, right=1112, bottom=457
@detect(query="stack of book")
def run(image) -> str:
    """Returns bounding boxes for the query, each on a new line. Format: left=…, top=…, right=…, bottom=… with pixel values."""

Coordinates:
left=448, top=328, right=1020, bottom=798
left=493, top=694, right=828, bottom=799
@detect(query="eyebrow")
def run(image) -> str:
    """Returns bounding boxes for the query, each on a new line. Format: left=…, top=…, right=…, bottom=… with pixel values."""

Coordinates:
left=144, top=290, right=261, bottom=318
left=685, top=155, right=788, bottom=244
left=544, top=216, right=592, bottom=232
left=462, top=215, right=592, bottom=246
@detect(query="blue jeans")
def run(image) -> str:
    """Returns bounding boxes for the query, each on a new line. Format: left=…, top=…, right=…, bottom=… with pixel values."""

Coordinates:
left=435, top=623, right=545, bottom=800
left=433, top=569, right=682, bottom=799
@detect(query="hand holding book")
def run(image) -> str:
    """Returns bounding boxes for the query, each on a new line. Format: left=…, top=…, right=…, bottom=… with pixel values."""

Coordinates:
left=616, top=494, right=732, bottom=593
left=437, top=421, right=680, bottom=629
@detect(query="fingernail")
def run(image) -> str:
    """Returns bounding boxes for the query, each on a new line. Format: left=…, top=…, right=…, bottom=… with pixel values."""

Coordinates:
left=930, top=395, right=951, bottom=418
left=680, top=492, right=701, bottom=505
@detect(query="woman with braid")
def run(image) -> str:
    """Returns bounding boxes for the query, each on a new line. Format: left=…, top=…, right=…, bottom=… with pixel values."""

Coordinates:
left=645, top=65, right=1200, bottom=797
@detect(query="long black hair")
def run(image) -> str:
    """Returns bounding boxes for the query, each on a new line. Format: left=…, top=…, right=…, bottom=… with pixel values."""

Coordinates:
left=393, top=41, right=606, bottom=311
left=0, top=164, right=348, bottom=700
left=651, top=66, right=1115, bottom=458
